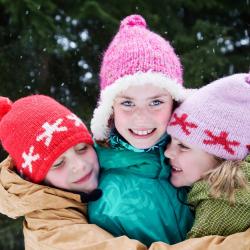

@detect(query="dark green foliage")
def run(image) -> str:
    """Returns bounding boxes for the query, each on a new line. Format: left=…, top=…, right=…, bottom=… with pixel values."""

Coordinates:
left=0, top=214, right=23, bottom=250
left=0, top=1, right=249, bottom=249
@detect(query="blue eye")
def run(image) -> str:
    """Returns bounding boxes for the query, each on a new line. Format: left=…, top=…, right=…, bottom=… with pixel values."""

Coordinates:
left=121, top=100, right=134, bottom=107
left=150, top=100, right=163, bottom=106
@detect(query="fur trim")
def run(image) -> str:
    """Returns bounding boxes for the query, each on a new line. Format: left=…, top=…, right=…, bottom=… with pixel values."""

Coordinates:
left=91, top=71, right=192, bottom=140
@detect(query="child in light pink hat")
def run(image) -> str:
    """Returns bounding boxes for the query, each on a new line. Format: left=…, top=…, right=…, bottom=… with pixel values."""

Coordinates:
left=89, top=14, right=193, bottom=246
left=165, top=73, right=250, bottom=238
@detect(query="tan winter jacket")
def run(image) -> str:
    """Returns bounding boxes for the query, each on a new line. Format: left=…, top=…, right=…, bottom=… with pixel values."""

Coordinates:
left=0, top=157, right=249, bottom=250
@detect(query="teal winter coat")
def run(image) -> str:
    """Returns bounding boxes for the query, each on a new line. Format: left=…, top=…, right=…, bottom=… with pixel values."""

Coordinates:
left=88, top=133, right=194, bottom=246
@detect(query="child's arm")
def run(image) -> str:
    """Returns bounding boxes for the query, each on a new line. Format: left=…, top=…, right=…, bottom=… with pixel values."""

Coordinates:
left=23, top=209, right=146, bottom=250
left=1, top=157, right=249, bottom=250
left=149, top=230, right=250, bottom=250
left=0, top=156, right=146, bottom=250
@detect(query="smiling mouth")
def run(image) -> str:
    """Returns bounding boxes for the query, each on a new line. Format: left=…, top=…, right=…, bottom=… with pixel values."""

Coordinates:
left=73, top=170, right=93, bottom=184
left=129, top=128, right=156, bottom=136
left=171, top=166, right=182, bottom=172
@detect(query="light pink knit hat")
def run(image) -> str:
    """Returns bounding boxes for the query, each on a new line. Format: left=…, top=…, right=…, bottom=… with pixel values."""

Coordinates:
left=167, top=73, right=250, bottom=160
left=91, top=14, right=189, bottom=140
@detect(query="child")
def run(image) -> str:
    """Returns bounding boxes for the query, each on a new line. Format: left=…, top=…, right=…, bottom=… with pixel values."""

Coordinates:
left=0, top=95, right=114, bottom=249
left=165, top=73, right=250, bottom=238
left=88, top=14, right=194, bottom=246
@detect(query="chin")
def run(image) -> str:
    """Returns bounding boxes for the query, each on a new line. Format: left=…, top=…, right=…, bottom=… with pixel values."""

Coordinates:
left=86, top=182, right=98, bottom=193
left=130, top=140, right=157, bottom=149
left=170, top=178, right=182, bottom=188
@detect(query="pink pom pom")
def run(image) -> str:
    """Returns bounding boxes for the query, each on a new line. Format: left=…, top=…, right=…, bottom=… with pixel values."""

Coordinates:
left=120, top=14, right=146, bottom=30
left=0, top=97, right=12, bottom=121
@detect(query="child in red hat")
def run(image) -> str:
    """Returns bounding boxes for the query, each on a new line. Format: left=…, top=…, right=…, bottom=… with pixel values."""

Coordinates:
left=0, top=95, right=100, bottom=195
left=0, top=95, right=108, bottom=249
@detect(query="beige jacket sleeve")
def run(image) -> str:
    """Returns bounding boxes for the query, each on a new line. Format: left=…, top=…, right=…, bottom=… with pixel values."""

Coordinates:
left=149, top=229, right=250, bottom=250
left=0, top=157, right=146, bottom=250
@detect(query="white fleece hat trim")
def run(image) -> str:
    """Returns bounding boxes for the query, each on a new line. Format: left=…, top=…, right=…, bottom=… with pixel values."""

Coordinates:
left=91, top=71, right=192, bottom=140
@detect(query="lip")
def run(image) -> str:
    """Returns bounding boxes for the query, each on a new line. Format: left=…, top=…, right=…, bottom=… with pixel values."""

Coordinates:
left=169, top=161, right=182, bottom=172
left=171, top=165, right=183, bottom=173
left=72, top=170, right=93, bottom=184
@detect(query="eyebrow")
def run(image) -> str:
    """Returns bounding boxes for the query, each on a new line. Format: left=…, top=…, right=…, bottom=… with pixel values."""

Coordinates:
left=147, top=94, right=170, bottom=100
left=116, top=95, right=133, bottom=100
left=116, top=94, right=170, bottom=100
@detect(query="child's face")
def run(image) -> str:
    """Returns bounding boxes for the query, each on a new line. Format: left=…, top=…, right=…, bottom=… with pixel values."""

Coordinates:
left=113, top=84, right=173, bottom=149
left=164, top=137, right=218, bottom=187
left=44, top=143, right=99, bottom=193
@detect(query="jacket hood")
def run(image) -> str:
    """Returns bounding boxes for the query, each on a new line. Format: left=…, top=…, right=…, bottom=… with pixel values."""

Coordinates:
left=0, top=157, right=85, bottom=219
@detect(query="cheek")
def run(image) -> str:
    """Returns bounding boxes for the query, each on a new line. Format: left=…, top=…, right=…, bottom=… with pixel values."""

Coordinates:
left=178, top=155, right=196, bottom=171
left=87, top=151, right=100, bottom=172
left=45, top=168, right=68, bottom=187
left=92, top=158, right=100, bottom=174
left=163, top=105, right=173, bottom=123
left=153, top=102, right=173, bottom=124
left=114, top=110, right=129, bottom=131
left=184, top=156, right=207, bottom=181
left=154, top=110, right=171, bottom=128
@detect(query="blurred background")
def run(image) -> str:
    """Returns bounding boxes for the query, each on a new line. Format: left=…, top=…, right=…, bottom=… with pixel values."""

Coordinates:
left=0, top=0, right=249, bottom=249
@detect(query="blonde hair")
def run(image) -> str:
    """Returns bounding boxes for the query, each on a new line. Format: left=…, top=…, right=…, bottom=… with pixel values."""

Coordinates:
left=203, top=159, right=249, bottom=205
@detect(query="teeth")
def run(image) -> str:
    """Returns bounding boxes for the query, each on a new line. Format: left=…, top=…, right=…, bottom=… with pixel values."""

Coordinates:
left=172, top=166, right=182, bottom=172
left=131, top=129, right=154, bottom=135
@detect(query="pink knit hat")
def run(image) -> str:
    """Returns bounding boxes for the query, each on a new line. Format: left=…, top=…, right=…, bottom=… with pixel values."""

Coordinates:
left=0, top=95, right=93, bottom=183
left=91, top=14, right=189, bottom=140
left=167, top=73, right=250, bottom=160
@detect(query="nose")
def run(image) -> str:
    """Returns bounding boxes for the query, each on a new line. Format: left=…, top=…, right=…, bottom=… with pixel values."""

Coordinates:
left=69, top=157, right=86, bottom=173
left=133, top=106, right=150, bottom=121
left=164, top=144, right=176, bottom=159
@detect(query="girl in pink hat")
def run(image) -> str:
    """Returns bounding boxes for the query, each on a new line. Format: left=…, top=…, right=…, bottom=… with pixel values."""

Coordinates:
left=165, top=73, right=250, bottom=238
left=88, top=14, right=193, bottom=246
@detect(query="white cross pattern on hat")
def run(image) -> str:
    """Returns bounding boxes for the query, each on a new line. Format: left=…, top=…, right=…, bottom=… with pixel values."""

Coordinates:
left=36, top=118, right=68, bottom=146
left=21, top=146, right=40, bottom=173
left=67, top=113, right=85, bottom=127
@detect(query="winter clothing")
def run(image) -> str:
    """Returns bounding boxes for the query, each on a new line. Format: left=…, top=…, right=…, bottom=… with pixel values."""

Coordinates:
left=167, top=73, right=250, bottom=160
left=88, top=132, right=194, bottom=246
left=187, top=161, right=250, bottom=238
left=0, top=157, right=113, bottom=250
left=0, top=95, right=93, bottom=183
left=149, top=230, right=250, bottom=250
left=0, top=157, right=249, bottom=250
left=166, top=73, right=250, bottom=238
left=100, top=14, right=183, bottom=88
left=91, top=14, right=189, bottom=140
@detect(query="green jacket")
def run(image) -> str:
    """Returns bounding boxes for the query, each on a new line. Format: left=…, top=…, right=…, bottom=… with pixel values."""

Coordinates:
left=187, top=161, right=250, bottom=238
left=89, top=134, right=194, bottom=246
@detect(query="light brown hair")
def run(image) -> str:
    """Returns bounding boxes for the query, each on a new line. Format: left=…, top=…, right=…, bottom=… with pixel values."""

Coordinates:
left=203, top=159, right=249, bottom=205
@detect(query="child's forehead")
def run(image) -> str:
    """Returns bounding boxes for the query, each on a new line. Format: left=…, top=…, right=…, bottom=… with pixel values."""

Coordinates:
left=116, top=85, right=171, bottom=99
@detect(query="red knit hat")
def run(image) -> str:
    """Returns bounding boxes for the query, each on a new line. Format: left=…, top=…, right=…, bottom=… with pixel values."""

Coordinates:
left=0, top=95, right=93, bottom=183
